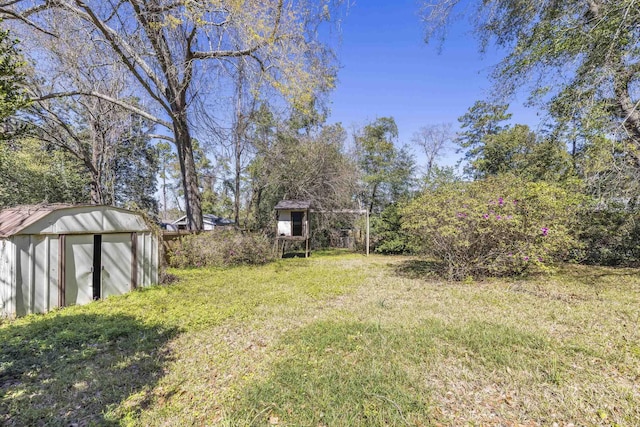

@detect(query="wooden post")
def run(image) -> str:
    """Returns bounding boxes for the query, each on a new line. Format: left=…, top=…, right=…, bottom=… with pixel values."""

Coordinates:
left=366, top=209, right=370, bottom=257
left=305, top=208, right=310, bottom=257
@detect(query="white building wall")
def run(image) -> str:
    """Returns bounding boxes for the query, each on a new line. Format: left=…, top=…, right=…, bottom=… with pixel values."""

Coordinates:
left=14, top=235, right=30, bottom=317
left=277, top=211, right=292, bottom=236
left=101, top=233, right=133, bottom=298
left=0, top=239, right=16, bottom=317
left=32, top=235, right=48, bottom=314
left=48, top=236, right=60, bottom=312
left=135, top=232, right=157, bottom=287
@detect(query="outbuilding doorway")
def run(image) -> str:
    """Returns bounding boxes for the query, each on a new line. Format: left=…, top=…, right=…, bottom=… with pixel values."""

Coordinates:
left=291, top=211, right=304, bottom=236
left=63, top=233, right=135, bottom=307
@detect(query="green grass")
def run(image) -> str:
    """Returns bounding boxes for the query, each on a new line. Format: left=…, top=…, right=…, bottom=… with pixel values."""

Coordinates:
left=1, top=252, right=639, bottom=426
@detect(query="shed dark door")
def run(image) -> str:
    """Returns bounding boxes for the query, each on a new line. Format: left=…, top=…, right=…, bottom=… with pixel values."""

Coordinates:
left=292, top=211, right=304, bottom=236
left=92, top=235, right=102, bottom=300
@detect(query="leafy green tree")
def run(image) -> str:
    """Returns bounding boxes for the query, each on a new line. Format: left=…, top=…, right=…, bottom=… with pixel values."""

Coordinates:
left=112, top=126, right=159, bottom=214
left=355, top=117, right=416, bottom=213
left=422, top=0, right=640, bottom=166
left=0, top=138, right=88, bottom=207
left=455, top=100, right=512, bottom=178
left=474, top=124, right=573, bottom=183
left=0, top=21, right=27, bottom=129
left=421, top=164, right=460, bottom=191
left=246, top=107, right=358, bottom=233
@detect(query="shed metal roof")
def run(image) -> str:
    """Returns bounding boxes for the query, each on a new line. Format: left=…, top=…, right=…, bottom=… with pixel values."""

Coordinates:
left=0, top=204, right=74, bottom=238
left=0, top=204, right=150, bottom=237
left=172, top=214, right=235, bottom=226
left=274, top=200, right=312, bottom=210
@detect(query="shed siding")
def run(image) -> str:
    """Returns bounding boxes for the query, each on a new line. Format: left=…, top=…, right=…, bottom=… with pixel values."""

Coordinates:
left=277, top=211, right=292, bottom=236
left=48, top=236, right=59, bottom=312
left=149, top=232, right=158, bottom=285
left=64, top=234, right=94, bottom=307
left=137, top=232, right=149, bottom=287
left=32, top=235, right=48, bottom=314
left=0, top=239, right=15, bottom=317
left=14, top=235, right=30, bottom=316
left=102, top=233, right=132, bottom=298
left=135, top=232, right=158, bottom=287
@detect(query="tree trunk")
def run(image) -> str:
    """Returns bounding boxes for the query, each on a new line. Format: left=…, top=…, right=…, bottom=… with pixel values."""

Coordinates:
left=369, top=182, right=380, bottom=214
left=89, top=145, right=103, bottom=205
left=173, top=115, right=203, bottom=230
left=234, top=143, right=241, bottom=225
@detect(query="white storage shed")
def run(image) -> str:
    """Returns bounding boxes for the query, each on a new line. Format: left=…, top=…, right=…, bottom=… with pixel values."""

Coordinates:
left=0, top=204, right=158, bottom=318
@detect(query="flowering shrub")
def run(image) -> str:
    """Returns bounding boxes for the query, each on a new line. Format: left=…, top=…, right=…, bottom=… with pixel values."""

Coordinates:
left=401, top=175, right=583, bottom=280
left=167, top=229, right=275, bottom=268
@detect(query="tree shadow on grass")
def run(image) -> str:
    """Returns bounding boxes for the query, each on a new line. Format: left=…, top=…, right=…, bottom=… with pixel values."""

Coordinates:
left=392, top=259, right=446, bottom=280
left=0, top=313, right=177, bottom=426
left=557, top=264, right=640, bottom=286
left=281, top=252, right=309, bottom=259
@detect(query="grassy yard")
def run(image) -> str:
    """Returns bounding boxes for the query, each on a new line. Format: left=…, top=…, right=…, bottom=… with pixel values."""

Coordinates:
left=1, top=251, right=639, bottom=426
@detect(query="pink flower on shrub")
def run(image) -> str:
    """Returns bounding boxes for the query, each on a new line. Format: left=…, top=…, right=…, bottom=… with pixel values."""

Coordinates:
left=524, top=256, right=530, bottom=261
left=457, top=212, right=467, bottom=218
left=483, top=214, right=489, bottom=219
left=496, top=215, right=502, bottom=220
left=498, top=197, right=504, bottom=206
left=541, top=227, right=549, bottom=236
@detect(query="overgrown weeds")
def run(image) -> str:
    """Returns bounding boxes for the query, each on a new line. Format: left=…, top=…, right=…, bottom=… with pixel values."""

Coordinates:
left=166, top=229, right=275, bottom=268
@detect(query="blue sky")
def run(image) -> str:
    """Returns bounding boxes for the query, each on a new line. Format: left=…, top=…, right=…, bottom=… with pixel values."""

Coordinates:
left=326, top=0, right=540, bottom=167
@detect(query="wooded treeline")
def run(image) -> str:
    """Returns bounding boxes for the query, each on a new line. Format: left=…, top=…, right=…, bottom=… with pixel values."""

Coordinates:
left=2, top=1, right=640, bottom=269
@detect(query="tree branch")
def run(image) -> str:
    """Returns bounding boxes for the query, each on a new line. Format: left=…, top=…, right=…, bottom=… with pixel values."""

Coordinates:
left=0, top=5, right=59, bottom=37
left=62, top=0, right=172, bottom=114
left=147, top=133, right=175, bottom=143
left=33, top=90, right=172, bottom=129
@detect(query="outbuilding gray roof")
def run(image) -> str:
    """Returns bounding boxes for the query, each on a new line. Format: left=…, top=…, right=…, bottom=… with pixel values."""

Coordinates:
left=274, top=200, right=312, bottom=210
left=0, top=204, right=150, bottom=237
left=0, top=204, right=73, bottom=238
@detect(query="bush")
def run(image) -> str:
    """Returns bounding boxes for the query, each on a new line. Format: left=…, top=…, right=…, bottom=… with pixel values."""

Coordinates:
left=401, top=175, right=582, bottom=280
left=167, top=229, right=275, bottom=268
left=576, top=202, right=640, bottom=266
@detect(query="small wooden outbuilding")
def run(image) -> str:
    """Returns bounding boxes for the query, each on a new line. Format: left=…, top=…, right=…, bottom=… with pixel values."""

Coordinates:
left=0, top=204, right=158, bottom=318
left=274, top=200, right=311, bottom=257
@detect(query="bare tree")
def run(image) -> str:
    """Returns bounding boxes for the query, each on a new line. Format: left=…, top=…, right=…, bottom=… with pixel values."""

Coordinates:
left=1, top=0, right=341, bottom=230
left=411, top=123, right=452, bottom=178
left=19, top=23, right=153, bottom=206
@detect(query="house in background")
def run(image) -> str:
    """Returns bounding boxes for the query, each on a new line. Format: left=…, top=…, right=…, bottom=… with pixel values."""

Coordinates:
left=0, top=204, right=158, bottom=318
left=171, top=213, right=235, bottom=231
